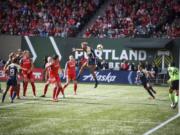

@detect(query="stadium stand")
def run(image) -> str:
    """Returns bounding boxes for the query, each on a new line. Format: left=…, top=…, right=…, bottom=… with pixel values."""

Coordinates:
left=0, top=0, right=104, bottom=37
left=0, top=0, right=179, bottom=38
left=83, top=0, right=180, bottom=38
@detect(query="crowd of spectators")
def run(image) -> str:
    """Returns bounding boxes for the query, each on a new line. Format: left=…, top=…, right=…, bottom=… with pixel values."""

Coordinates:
left=83, top=0, right=180, bottom=38
left=0, top=0, right=103, bottom=37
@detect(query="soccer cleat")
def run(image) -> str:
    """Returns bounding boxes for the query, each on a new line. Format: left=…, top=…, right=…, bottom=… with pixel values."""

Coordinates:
left=22, top=96, right=27, bottom=99
left=9, top=97, right=13, bottom=103
left=170, top=103, right=175, bottom=108
left=52, top=98, right=58, bottom=102
left=40, top=95, right=46, bottom=97
left=63, top=94, right=65, bottom=98
left=173, top=103, right=178, bottom=109
left=94, top=81, right=99, bottom=88
left=16, top=96, right=21, bottom=99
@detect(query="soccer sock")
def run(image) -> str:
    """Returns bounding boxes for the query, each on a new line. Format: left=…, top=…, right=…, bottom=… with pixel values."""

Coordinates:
left=74, top=83, right=77, bottom=94
left=53, top=87, right=57, bottom=99
left=56, top=87, right=64, bottom=99
left=10, top=87, right=13, bottom=98
left=2, top=90, right=8, bottom=103
left=63, top=83, right=68, bottom=90
left=95, top=77, right=98, bottom=83
left=169, top=93, right=175, bottom=104
left=76, top=73, right=81, bottom=80
left=43, top=84, right=49, bottom=95
left=17, top=84, right=20, bottom=97
left=175, top=95, right=179, bottom=104
left=31, top=82, right=36, bottom=96
left=149, top=86, right=156, bottom=94
left=12, top=92, right=17, bottom=101
left=23, top=82, right=28, bottom=96
left=146, top=88, right=155, bottom=98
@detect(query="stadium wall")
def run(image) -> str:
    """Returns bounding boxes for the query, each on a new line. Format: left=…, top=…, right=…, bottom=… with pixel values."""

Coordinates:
left=21, top=37, right=176, bottom=69
left=172, top=38, right=180, bottom=67
left=0, top=35, right=21, bottom=61
left=0, top=35, right=179, bottom=68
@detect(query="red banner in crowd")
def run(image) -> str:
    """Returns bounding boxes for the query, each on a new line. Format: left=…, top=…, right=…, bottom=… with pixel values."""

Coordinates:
left=0, top=68, right=44, bottom=81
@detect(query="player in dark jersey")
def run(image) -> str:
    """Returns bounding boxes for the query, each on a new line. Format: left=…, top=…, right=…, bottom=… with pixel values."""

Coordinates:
left=3, top=52, right=15, bottom=98
left=73, top=42, right=98, bottom=88
left=136, top=64, right=156, bottom=99
left=2, top=58, right=22, bottom=103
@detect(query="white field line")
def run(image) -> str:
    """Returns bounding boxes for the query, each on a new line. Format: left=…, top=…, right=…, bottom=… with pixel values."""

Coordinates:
left=0, top=101, right=37, bottom=109
left=0, top=116, right=158, bottom=124
left=143, top=114, right=180, bottom=135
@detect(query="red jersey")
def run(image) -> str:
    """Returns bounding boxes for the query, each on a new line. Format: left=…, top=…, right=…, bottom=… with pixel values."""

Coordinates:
left=66, top=60, right=76, bottom=75
left=52, top=61, right=60, bottom=76
left=21, top=57, right=32, bottom=72
left=45, top=63, right=54, bottom=78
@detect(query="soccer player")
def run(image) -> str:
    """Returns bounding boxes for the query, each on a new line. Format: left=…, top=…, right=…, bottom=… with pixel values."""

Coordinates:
left=136, top=64, right=156, bottom=99
left=2, top=58, right=21, bottom=103
left=167, top=63, right=179, bottom=109
left=63, top=55, right=77, bottom=95
left=40, top=56, right=58, bottom=100
left=51, top=55, right=64, bottom=101
left=3, top=52, right=15, bottom=97
left=73, top=42, right=98, bottom=88
left=14, top=49, right=24, bottom=99
left=21, top=51, right=36, bottom=97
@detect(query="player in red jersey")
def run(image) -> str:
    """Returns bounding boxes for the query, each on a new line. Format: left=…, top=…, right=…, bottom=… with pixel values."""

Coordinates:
left=63, top=55, right=77, bottom=95
left=20, top=51, right=36, bottom=97
left=41, top=56, right=58, bottom=100
left=52, top=55, right=64, bottom=101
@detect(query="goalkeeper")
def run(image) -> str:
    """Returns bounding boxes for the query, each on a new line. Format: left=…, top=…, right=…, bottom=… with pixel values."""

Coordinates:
left=167, top=62, right=179, bottom=109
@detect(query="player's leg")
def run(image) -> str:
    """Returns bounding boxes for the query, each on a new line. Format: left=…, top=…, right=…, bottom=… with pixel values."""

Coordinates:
left=172, top=80, right=179, bottom=109
left=55, top=80, right=64, bottom=100
left=2, top=84, right=10, bottom=103
left=16, top=82, right=20, bottom=99
left=143, top=83, right=155, bottom=99
left=52, top=85, right=57, bottom=101
left=73, top=80, right=77, bottom=95
left=89, top=65, right=98, bottom=88
left=169, top=88, right=175, bottom=107
left=10, top=85, right=18, bottom=103
left=9, top=86, right=13, bottom=98
left=147, top=83, right=156, bottom=94
left=63, top=76, right=71, bottom=92
left=41, top=81, right=50, bottom=97
left=23, top=74, right=28, bottom=97
left=29, top=73, right=36, bottom=97
left=76, top=62, right=87, bottom=80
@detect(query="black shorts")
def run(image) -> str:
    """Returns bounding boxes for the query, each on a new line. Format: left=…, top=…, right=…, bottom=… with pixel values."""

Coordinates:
left=88, top=58, right=96, bottom=66
left=142, top=81, right=148, bottom=88
left=7, top=78, right=17, bottom=86
left=170, top=80, right=179, bottom=90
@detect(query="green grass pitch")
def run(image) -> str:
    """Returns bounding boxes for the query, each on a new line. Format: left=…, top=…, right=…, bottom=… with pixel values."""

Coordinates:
left=0, top=82, right=179, bottom=135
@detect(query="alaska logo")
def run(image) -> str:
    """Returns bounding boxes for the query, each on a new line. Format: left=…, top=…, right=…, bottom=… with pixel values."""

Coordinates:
left=82, top=72, right=116, bottom=83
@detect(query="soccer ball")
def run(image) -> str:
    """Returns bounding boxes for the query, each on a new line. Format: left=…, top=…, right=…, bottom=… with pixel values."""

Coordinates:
left=97, top=44, right=103, bottom=51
